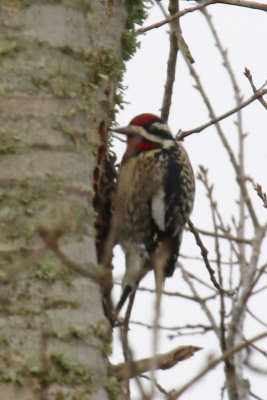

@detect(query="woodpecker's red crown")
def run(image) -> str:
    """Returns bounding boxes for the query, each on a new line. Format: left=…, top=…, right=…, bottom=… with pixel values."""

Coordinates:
left=129, top=113, right=161, bottom=127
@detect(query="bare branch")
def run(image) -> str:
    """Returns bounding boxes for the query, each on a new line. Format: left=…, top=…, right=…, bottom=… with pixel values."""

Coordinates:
left=250, top=391, right=266, bottom=400
left=227, top=224, right=267, bottom=347
left=181, top=264, right=220, bottom=337
left=137, top=1, right=267, bottom=34
left=246, top=307, right=267, bottom=329
left=169, top=331, right=267, bottom=400
left=245, top=355, right=267, bottom=375
left=249, top=342, right=267, bottom=358
left=136, top=284, right=216, bottom=302
left=111, top=345, right=201, bottom=381
left=185, top=269, right=218, bottom=292
left=250, top=262, right=267, bottom=294
left=119, top=290, right=147, bottom=399
left=178, top=89, right=267, bottom=139
left=192, top=227, right=252, bottom=244
left=160, top=0, right=179, bottom=121
left=180, top=49, right=260, bottom=229
left=180, top=253, right=240, bottom=265
left=130, top=320, right=212, bottom=334
left=188, top=220, right=234, bottom=295
left=139, top=374, right=170, bottom=396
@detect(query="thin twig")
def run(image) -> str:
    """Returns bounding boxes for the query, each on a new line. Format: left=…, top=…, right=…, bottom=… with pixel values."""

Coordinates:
left=244, top=68, right=267, bottom=109
left=178, top=89, right=267, bottom=139
left=191, top=227, right=252, bottom=244
left=201, top=6, right=248, bottom=285
left=169, top=331, right=267, bottom=400
left=160, top=0, right=179, bottom=121
left=251, top=262, right=267, bottom=295
left=188, top=220, right=234, bottom=296
left=179, top=253, right=240, bottom=265
left=137, top=1, right=267, bottom=34
left=248, top=342, right=267, bottom=358
left=181, top=264, right=220, bottom=338
left=254, top=183, right=267, bottom=209
left=181, top=47, right=260, bottom=229
left=245, top=361, right=267, bottom=375
left=246, top=307, right=267, bottom=329
left=120, top=294, right=149, bottom=400
left=139, top=374, right=170, bottom=396
left=204, top=160, right=227, bottom=351
left=136, top=284, right=217, bottom=302
left=196, top=166, right=241, bottom=265
left=250, top=391, right=266, bottom=400
left=227, top=224, right=267, bottom=348
left=185, top=270, right=218, bottom=292
left=130, top=320, right=212, bottom=333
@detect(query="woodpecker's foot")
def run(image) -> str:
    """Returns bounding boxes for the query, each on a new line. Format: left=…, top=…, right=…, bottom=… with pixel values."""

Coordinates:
left=108, top=285, right=134, bottom=327
left=115, top=285, right=132, bottom=315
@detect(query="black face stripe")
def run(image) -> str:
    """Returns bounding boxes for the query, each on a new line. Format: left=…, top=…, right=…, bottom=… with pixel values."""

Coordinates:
left=146, top=119, right=174, bottom=141
left=148, top=125, right=174, bottom=141
left=131, top=117, right=174, bottom=141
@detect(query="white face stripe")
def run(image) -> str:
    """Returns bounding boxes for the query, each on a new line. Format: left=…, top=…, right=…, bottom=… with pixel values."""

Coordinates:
left=129, top=125, right=174, bottom=149
left=151, top=122, right=170, bottom=132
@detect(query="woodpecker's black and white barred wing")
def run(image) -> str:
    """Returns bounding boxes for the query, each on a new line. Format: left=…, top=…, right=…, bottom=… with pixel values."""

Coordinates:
left=151, top=144, right=195, bottom=276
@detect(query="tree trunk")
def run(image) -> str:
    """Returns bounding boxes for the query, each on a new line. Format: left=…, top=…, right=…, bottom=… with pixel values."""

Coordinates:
left=0, top=1, right=133, bottom=398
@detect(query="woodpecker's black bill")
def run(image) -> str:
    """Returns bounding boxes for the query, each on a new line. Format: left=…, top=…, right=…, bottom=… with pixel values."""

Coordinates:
left=110, top=125, right=140, bottom=136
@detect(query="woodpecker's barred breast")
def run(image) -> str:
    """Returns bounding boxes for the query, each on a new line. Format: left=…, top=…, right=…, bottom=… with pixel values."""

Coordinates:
left=111, top=113, right=195, bottom=288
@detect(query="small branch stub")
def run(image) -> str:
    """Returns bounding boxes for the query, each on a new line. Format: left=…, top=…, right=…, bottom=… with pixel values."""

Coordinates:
left=111, top=345, right=201, bottom=381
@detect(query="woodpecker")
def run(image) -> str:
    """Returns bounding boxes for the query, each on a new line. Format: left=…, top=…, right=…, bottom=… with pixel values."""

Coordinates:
left=108, top=113, right=195, bottom=315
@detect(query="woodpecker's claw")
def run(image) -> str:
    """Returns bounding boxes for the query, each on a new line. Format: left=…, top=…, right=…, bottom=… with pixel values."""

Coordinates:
left=115, top=285, right=132, bottom=315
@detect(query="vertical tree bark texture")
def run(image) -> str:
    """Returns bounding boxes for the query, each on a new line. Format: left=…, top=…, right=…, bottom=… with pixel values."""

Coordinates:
left=0, top=1, right=129, bottom=399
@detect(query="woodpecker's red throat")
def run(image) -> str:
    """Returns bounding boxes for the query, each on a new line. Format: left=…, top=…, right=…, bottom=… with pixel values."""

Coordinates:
left=109, top=113, right=195, bottom=314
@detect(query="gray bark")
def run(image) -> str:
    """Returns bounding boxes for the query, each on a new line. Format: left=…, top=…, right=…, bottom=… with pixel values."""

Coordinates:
left=0, top=1, right=128, bottom=399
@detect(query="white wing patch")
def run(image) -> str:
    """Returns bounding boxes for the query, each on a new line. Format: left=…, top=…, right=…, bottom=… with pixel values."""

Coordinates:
left=151, top=189, right=166, bottom=231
